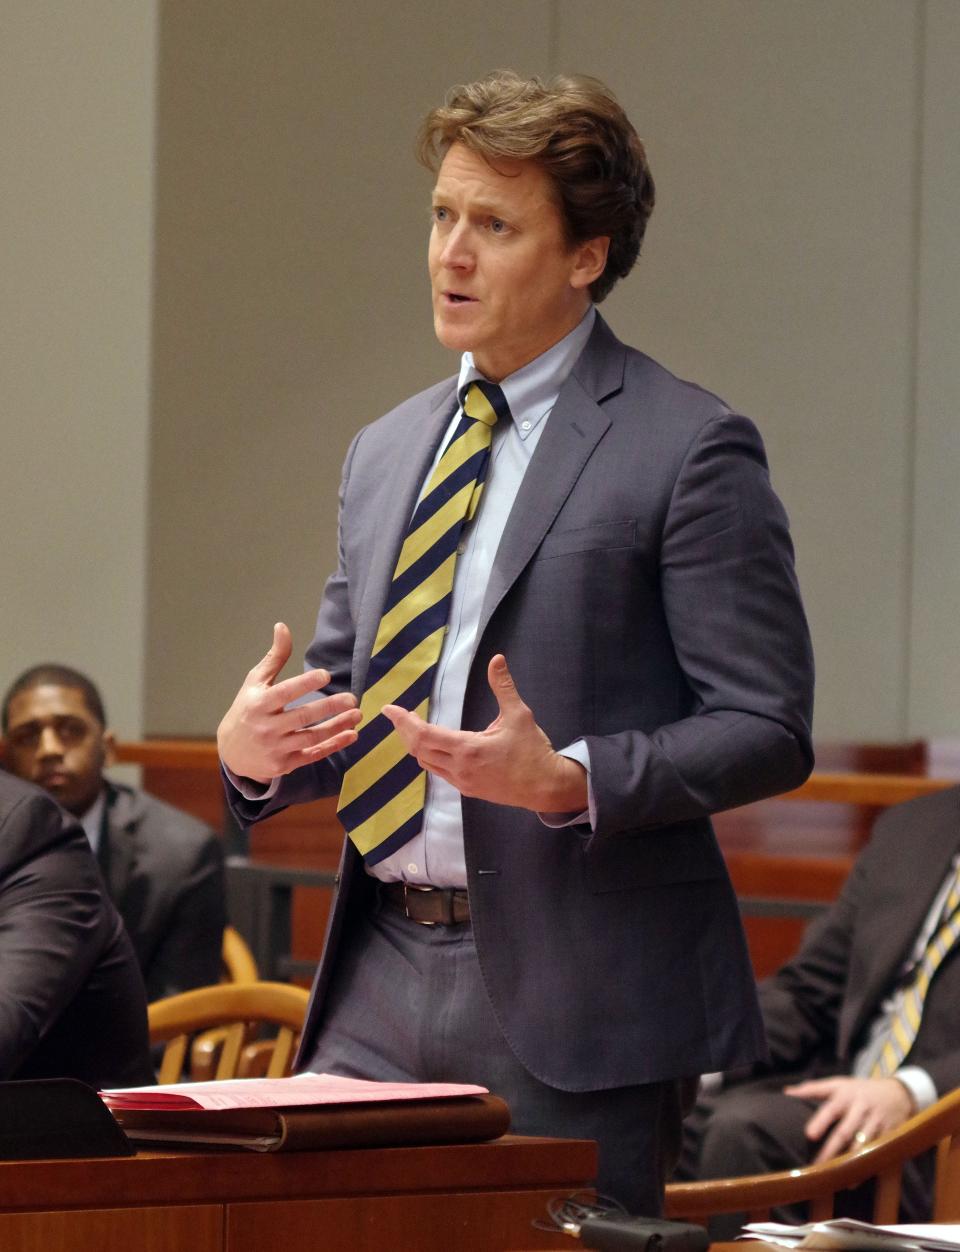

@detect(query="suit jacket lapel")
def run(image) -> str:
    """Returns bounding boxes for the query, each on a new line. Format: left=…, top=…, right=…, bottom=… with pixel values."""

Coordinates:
left=100, top=783, right=136, bottom=905
left=477, top=316, right=624, bottom=639
left=844, top=790, right=960, bottom=1052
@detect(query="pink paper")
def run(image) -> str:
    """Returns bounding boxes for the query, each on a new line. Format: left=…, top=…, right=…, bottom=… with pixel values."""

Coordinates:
left=101, top=1071, right=488, bottom=1112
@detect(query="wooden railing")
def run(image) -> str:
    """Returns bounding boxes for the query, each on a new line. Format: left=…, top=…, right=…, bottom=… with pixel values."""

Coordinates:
left=113, top=738, right=959, bottom=980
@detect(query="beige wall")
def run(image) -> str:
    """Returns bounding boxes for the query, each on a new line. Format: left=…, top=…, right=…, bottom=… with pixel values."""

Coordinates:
left=0, top=2, right=156, bottom=738
left=909, top=1, right=960, bottom=735
left=3, top=1, right=958, bottom=744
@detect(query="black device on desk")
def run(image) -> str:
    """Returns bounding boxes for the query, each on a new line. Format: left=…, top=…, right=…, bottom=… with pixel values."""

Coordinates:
left=539, top=1196, right=710, bottom=1252
left=0, top=1078, right=134, bottom=1159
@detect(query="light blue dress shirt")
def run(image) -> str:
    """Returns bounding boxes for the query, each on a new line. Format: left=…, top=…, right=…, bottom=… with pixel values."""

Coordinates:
left=370, top=307, right=596, bottom=887
left=231, top=308, right=597, bottom=886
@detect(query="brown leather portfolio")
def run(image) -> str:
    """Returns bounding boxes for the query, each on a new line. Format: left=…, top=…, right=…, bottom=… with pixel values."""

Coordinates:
left=113, top=1093, right=511, bottom=1152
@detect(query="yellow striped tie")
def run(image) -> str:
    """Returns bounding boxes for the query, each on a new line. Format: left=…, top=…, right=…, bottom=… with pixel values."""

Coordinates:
left=871, top=865, right=960, bottom=1076
left=336, top=380, right=507, bottom=864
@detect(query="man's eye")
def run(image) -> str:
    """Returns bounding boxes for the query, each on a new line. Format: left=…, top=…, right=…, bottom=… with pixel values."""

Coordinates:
left=490, top=218, right=506, bottom=234
left=433, top=206, right=449, bottom=223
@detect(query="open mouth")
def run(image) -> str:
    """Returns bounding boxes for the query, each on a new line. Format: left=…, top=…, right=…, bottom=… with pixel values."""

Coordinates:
left=445, top=292, right=476, bottom=304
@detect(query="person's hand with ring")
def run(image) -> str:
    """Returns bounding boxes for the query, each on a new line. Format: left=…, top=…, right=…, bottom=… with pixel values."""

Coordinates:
left=783, top=1075, right=916, bottom=1162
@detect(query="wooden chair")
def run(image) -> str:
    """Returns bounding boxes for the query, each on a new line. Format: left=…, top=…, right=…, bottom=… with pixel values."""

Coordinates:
left=148, top=981, right=310, bottom=1084
left=178, top=926, right=261, bottom=1077
left=221, top=924, right=259, bottom=982
left=665, top=1087, right=960, bottom=1227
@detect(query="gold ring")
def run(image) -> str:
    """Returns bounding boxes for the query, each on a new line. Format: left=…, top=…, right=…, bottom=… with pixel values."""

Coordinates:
left=854, top=1130, right=869, bottom=1146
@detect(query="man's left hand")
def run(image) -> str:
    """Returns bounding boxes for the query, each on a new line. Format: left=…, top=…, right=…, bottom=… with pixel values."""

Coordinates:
left=382, top=654, right=588, bottom=814
left=784, top=1075, right=916, bottom=1162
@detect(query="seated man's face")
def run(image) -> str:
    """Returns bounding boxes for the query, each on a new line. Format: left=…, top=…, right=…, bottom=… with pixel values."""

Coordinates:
left=3, top=683, right=111, bottom=817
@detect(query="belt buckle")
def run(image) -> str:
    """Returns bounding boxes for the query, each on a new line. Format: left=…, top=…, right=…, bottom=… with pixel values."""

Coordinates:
left=403, top=883, right=438, bottom=925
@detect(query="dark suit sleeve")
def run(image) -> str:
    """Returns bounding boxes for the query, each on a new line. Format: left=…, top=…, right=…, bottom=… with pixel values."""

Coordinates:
left=754, top=866, right=862, bottom=1073
left=0, top=791, right=112, bottom=1078
left=585, top=412, right=814, bottom=836
left=142, top=827, right=226, bottom=1001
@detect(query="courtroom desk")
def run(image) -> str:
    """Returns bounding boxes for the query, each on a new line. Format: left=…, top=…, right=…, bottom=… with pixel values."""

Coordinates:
left=0, top=1134, right=596, bottom=1252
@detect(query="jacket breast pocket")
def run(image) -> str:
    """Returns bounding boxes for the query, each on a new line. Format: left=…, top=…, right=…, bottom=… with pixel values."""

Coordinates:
left=536, top=519, right=636, bottom=560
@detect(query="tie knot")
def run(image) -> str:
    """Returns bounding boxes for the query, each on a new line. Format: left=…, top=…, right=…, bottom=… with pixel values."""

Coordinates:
left=461, top=380, right=509, bottom=428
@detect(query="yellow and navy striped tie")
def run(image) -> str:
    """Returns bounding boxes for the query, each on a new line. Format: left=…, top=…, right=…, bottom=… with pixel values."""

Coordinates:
left=871, top=863, right=960, bottom=1076
left=336, top=380, right=508, bottom=865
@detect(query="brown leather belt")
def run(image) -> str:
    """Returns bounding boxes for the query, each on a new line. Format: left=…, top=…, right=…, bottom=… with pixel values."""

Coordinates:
left=381, top=882, right=470, bottom=926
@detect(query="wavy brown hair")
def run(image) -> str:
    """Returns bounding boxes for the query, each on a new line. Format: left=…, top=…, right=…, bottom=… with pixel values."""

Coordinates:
left=418, top=70, right=655, bottom=303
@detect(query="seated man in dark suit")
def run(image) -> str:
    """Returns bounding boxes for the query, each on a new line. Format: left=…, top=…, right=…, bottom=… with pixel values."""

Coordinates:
left=2, top=665, right=226, bottom=1002
left=0, top=770, right=153, bottom=1086
left=678, top=785, right=960, bottom=1228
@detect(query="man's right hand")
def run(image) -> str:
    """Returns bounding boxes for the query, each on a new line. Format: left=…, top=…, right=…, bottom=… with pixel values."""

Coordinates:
left=217, top=623, right=361, bottom=784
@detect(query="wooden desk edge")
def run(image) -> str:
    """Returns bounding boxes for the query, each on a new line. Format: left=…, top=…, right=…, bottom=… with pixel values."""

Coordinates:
left=0, top=1135, right=597, bottom=1212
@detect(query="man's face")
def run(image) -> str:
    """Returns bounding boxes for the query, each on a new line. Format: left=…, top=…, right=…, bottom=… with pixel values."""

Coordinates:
left=3, top=683, right=112, bottom=816
left=428, top=143, right=607, bottom=382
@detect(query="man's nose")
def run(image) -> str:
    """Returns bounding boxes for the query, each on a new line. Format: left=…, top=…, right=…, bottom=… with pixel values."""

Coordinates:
left=37, top=727, right=64, bottom=757
left=440, top=222, right=474, bottom=269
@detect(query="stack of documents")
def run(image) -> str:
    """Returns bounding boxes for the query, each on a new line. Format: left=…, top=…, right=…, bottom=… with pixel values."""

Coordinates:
left=100, top=1071, right=510, bottom=1152
left=740, top=1219, right=960, bottom=1251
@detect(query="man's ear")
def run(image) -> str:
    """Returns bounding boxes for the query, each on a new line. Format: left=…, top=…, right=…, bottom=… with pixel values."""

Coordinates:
left=102, top=729, right=117, bottom=769
left=570, top=236, right=610, bottom=290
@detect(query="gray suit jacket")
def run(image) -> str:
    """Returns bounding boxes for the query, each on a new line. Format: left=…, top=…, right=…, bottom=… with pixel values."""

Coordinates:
left=759, top=785, right=960, bottom=1097
left=230, top=315, right=815, bottom=1090
left=98, top=782, right=226, bottom=1002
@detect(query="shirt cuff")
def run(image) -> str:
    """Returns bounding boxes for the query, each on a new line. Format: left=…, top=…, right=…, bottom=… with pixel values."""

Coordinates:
left=893, top=1066, right=936, bottom=1112
left=537, top=740, right=596, bottom=831
left=223, top=764, right=281, bottom=802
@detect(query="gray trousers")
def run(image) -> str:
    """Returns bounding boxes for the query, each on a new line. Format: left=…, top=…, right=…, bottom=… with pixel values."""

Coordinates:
left=305, top=897, right=690, bottom=1215
left=677, top=1073, right=935, bottom=1238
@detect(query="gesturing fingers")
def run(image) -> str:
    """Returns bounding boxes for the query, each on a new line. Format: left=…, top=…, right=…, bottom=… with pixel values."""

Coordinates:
left=219, top=623, right=359, bottom=781
left=248, top=622, right=294, bottom=686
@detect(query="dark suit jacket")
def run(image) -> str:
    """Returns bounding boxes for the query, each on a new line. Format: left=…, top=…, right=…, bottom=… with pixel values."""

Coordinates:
left=0, top=772, right=153, bottom=1087
left=97, top=781, right=226, bottom=1002
left=230, top=315, right=815, bottom=1091
left=758, top=785, right=960, bottom=1095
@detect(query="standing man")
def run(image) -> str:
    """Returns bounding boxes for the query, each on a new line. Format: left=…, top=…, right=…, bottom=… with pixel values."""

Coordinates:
left=218, top=71, right=814, bottom=1212
left=3, top=664, right=226, bottom=1001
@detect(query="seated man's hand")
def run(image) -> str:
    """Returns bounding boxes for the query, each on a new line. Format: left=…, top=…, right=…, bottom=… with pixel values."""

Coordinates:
left=784, top=1075, right=916, bottom=1162
left=217, top=623, right=361, bottom=783
left=382, top=654, right=588, bottom=814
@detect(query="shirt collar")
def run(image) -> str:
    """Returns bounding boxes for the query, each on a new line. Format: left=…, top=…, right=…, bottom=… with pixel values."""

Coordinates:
left=456, top=306, right=596, bottom=440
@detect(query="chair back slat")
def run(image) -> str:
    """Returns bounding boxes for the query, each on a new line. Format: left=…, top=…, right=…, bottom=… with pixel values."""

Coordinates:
left=158, top=1034, right=189, bottom=1085
left=935, top=1133, right=960, bottom=1219
left=214, top=1022, right=247, bottom=1079
left=808, top=1193, right=834, bottom=1222
left=148, top=981, right=310, bottom=1084
left=872, top=1166, right=903, bottom=1224
left=266, top=1028, right=297, bottom=1079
